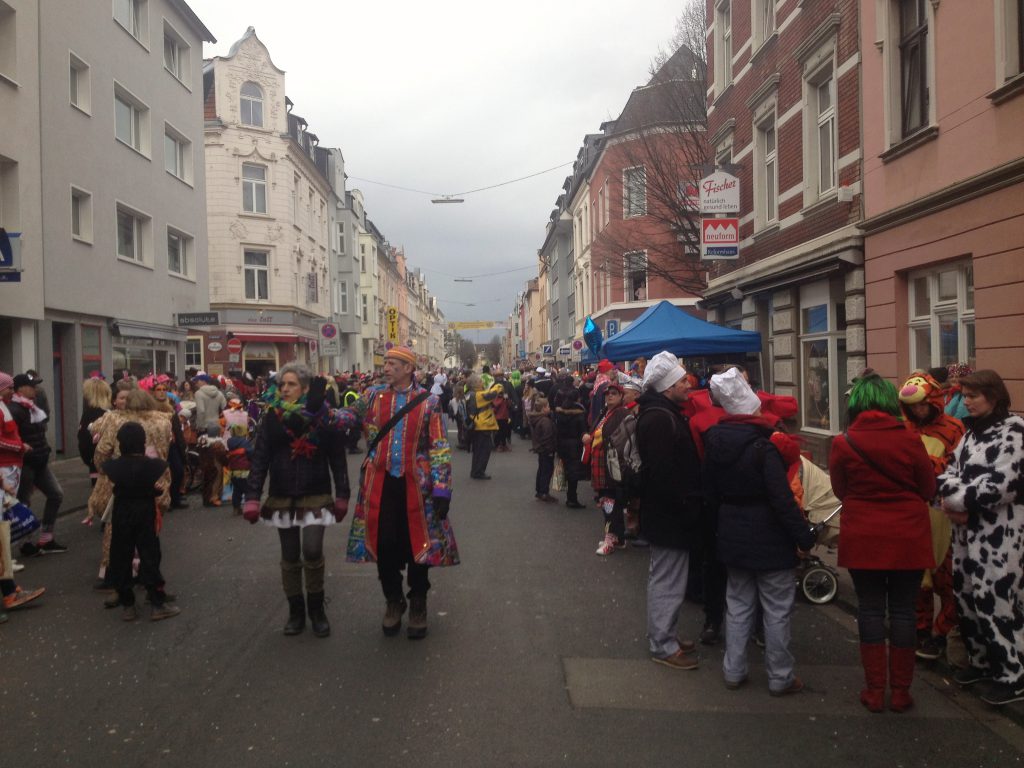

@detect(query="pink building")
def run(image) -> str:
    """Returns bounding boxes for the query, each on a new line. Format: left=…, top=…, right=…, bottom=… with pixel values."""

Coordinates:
left=860, top=0, right=1024, bottom=406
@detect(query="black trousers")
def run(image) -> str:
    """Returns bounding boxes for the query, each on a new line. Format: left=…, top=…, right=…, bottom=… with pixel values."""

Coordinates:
left=108, top=505, right=165, bottom=607
left=168, top=446, right=184, bottom=505
left=471, top=431, right=493, bottom=477
left=495, top=419, right=511, bottom=448
left=376, top=473, right=430, bottom=601
left=536, top=452, right=554, bottom=496
left=700, top=504, right=727, bottom=627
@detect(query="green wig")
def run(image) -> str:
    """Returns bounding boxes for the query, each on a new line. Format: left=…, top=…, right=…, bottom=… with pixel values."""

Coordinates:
left=847, top=373, right=901, bottom=422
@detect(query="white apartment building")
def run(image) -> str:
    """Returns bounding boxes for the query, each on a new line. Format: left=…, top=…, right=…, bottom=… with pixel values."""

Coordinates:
left=201, top=27, right=331, bottom=377
left=1, top=0, right=214, bottom=455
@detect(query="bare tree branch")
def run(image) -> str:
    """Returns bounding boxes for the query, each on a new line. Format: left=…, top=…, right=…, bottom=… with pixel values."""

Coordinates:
left=593, top=0, right=710, bottom=298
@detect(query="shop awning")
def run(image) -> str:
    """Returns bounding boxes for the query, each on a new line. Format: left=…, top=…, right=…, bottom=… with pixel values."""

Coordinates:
left=111, top=319, right=187, bottom=343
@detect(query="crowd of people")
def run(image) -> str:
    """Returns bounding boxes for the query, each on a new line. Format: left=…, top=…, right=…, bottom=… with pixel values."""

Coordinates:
left=451, top=355, right=1023, bottom=709
left=1, top=352, right=1021, bottom=709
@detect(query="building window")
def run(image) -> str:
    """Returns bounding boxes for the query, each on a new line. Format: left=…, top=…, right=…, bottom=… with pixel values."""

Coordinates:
left=336, top=222, right=345, bottom=254
left=116, top=204, right=150, bottom=263
left=714, top=0, right=733, bottom=93
left=338, top=280, right=348, bottom=314
left=624, top=251, right=648, bottom=301
left=908, top=262, right=975, bottom=371
left=114, top=85, right=149, bottom=155
left=71, top=187, right=93, bottom=242
left=360, top=244, right=367, bottom=272
left=899, top=0, right=929, bottom=137
left=306, top=272, right=318, bottom=305
left=1018, top=0, right=1024, bottom=74
left=799, top=279, right=847, bottom=432
left=753, top=0, right=775, bottom=49
left=113, top=0, right=147, bottom=44
left=623, top=166, right=647, bottom=218
left=164, top=126, right=191, bottom=183
left=756, top=114, right=778, bottom=226
left=240, top=81, right=263, bottom=127
left=0, top=1, right=15, bottom=83
left=361, top=292, right=368, bottom=323
left=243, top=250, right=269, bottom=301
left=162, top=22, right=189, bottom=84
left=167, top=228, right=191, bottom=277
left=69, top=53, right=91, bottom=113
left=809, top=64, right=836, bottom=196
left=184, top=337, right=203, bottom=369
left=242, top=163, right=267, bottom=214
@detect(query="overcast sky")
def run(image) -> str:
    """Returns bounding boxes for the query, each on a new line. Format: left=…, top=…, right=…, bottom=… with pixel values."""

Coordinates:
left=188, top=0, right=684, bottom=328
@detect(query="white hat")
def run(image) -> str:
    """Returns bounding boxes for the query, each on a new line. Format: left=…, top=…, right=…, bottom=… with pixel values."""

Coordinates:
left=618, top=372, right=643, bottom=392
left=535, top=366, right=546, bottom=374
left=710, top=367, right=761, bottom=415
left=642, top=351, right=686, bottom=393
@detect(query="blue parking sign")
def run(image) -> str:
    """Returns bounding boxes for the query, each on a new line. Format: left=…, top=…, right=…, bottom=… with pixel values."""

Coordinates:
left=606, top=320, right=619, bottom=337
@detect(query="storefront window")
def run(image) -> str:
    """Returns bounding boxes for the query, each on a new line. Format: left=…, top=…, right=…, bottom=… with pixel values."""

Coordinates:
left=799, top=279, right=847, bottom=433
left=112, top=340, right=177, bottom=379
left=81, top=324, right=102, bottom=378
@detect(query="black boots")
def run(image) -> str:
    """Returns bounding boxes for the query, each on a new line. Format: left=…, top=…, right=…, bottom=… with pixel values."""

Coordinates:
left=283, top=595, right=305, bottom=635
left=307, top=591, right=330, bottom=638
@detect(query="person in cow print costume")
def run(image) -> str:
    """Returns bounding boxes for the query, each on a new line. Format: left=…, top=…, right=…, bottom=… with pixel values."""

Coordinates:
left=938, top=369, right=1024, bottom=707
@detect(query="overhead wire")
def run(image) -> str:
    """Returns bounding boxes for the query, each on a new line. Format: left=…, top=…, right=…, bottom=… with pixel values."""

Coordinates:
left=348, top=161, right=573, bottom=200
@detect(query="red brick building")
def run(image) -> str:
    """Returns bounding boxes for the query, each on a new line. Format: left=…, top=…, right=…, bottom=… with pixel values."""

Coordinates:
left=586, top=47, right=708, bottom=334
left=704, top=0, right=865, bottom=453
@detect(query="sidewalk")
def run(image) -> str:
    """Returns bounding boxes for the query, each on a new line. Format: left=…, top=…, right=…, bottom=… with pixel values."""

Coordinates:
left=36, top=456, right=95, bottom=518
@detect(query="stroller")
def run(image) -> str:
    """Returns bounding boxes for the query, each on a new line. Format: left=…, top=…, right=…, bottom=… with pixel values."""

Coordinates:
left=796, top=456, right=842, bottom=604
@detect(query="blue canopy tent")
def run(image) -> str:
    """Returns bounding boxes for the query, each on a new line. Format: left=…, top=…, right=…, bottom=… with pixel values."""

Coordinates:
left=601, top=300, right=762, bottom=360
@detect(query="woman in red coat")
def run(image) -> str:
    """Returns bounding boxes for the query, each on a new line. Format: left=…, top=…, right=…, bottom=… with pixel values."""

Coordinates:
left=829, top=373, right=935, bottom=714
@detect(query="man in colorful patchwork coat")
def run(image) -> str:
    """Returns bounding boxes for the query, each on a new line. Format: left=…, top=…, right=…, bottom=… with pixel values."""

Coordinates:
left=335, top=346, right=458, bottom=639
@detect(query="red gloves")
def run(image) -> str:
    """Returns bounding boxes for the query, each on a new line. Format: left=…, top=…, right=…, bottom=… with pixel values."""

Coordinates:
left=333, top=498, right=349, bottom=523
left=242, top=500, right=261, bottom=524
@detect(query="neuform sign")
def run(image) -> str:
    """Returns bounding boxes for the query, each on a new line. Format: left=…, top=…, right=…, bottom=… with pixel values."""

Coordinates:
left=701, top=218, right=740, bottom=260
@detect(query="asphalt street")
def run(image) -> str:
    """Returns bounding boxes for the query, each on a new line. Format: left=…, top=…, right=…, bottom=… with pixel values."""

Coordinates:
left=3, top=436, right=1024, bottom=768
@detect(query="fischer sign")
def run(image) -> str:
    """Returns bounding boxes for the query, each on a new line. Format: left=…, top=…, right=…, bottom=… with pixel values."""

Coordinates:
left=699, top=171, right=740, bottom=214
left=700, top=217, right=740, bottom=260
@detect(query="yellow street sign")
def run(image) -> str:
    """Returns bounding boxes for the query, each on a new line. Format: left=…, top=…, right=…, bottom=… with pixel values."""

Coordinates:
left=386, top=307, right=399, bottom=342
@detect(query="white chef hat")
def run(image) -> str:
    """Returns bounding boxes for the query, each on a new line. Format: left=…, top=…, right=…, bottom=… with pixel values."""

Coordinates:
left=642, top=351, right=686, bottom=393
left=710, top=367, right=761, bottom=415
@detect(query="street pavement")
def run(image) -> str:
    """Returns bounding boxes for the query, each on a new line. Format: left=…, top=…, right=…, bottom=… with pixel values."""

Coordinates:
left=4, top=438, right=1024, bottom=768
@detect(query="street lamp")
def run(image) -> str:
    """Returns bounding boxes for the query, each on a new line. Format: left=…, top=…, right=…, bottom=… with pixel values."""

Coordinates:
left=431, top=196, right=464, bottom=204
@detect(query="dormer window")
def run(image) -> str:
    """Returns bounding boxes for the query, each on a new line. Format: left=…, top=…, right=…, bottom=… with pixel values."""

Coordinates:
left=240, top=81, right=263, bottom=127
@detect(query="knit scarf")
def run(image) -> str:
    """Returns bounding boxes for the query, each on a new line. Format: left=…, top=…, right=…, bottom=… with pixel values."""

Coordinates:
left=266, top=394, right=320, bottom=460
left=11, top=393, right=46, bottom=423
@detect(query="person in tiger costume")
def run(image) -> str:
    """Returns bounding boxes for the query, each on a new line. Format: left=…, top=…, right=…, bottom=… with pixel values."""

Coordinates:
left=898, top=372, right=965, bottom=662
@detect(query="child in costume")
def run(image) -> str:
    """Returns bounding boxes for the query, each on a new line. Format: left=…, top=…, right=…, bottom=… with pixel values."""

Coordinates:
left=898, top=371, right=965, bottom=660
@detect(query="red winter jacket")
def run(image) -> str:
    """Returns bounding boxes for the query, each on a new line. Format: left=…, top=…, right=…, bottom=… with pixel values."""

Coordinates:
left=0, top=402, right=25, bottom=468
left=829, top=410, right=936, bottom=570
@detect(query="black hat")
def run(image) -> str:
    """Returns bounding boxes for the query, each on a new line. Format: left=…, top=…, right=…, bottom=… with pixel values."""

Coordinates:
left=13, top=373, right=42, bottom=389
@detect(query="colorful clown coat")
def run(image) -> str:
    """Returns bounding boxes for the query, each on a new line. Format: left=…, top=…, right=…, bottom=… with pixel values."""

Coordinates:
left=331, top=383, right=458, bottom=567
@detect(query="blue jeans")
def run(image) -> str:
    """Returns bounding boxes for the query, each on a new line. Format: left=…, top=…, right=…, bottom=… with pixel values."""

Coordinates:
left=849, top=568, right=922, bottom=647
left=723, top=567, right=797, bottom=691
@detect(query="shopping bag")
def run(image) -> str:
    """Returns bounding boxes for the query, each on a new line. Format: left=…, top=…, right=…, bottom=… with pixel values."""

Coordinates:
left=3, top=500, right=40, bottom=543
left=551, top=458, right=567, bottom=492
